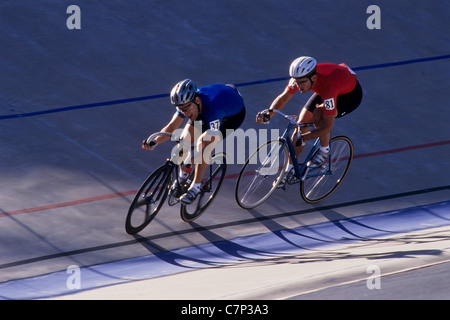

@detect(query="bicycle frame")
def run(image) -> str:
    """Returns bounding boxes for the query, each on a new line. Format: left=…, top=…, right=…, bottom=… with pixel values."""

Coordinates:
left=267, top=109, right=332, bottom=181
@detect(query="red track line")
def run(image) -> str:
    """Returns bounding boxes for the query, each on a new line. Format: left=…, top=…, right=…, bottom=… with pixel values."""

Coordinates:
left=353, top=140, right=450, bottom=159
left=0, top=190, right=137, bottom=218
left=1, top=140, right=449, bottom=218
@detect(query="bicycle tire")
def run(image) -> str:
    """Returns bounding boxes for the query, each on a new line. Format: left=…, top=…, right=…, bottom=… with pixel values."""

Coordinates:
left=300, top=136, right=353, bottom=203
left=235, top=139, right=289, bottom=209
left=125, top=164, right=173, bottom=235
left=180, top=153, right=228, bottom=222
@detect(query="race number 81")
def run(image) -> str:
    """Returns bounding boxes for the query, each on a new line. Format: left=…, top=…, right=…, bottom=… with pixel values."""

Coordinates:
left=324, top=98, right=335, bottom=111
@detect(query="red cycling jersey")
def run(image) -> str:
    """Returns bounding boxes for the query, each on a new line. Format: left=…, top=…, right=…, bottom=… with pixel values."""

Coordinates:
left=286, top=63, right=357, bottom=116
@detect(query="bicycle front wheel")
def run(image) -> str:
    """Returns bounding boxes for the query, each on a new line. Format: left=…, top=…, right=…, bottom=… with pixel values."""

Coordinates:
left=235, top=140, right=289, bottom=209
left=180, top=153, right=228, bottom=222
left=125, top=164, right=173, bottom=235
left=300, top=136, right=353, bottom=203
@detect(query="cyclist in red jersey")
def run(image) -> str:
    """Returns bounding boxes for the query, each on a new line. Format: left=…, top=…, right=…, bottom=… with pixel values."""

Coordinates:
left=256, top=56, right=362, bottom=178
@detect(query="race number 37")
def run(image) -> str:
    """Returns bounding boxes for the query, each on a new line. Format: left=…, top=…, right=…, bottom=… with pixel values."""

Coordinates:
left=209, top=120, right=220, bottom=131
left=324, top=98, right=335, bottom=111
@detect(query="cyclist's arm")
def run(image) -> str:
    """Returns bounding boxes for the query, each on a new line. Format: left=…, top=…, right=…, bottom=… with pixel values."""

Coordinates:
left=269, top=87, right=294, bottom=111
left=143, top=112, right=184, bottom=149
left=256, top=88, right=294, bottom=124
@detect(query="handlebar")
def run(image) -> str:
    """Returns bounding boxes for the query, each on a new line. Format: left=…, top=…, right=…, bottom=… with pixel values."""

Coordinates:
left=143, top=131, right=194, bottom=165
left=260, top=109, right=314, bottom=130
left=142, top=131, right=173, bottom=149
left=144, top=132, right=172, bottom=145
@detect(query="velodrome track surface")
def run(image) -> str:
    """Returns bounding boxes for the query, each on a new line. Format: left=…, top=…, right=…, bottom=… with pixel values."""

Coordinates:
left=0, top=1, right=449, bottom=300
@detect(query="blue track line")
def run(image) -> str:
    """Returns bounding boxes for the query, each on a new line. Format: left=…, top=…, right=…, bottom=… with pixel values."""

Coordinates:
left=1, top=54, right=449, bottom=120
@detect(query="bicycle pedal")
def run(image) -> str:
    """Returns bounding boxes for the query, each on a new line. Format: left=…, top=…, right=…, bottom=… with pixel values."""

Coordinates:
left=286, top=175, right=299, bottom=185
left=277, top=182, right=288, bottom=191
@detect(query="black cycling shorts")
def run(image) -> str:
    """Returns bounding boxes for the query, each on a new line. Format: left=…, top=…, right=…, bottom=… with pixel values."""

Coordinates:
left=219, top=106, right=246, bottom=137
left=190, top=106, right=246, bottom=138
left=304, top=80, right=363, bottom=118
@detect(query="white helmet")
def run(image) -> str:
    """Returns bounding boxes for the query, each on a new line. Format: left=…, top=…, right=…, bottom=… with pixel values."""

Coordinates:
left=170, top=79, right=198, bottom=106
left=289, top=56, right=317, bottom=78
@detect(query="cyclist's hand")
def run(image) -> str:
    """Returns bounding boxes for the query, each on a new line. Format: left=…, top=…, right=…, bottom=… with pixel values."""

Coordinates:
left=142, top=138, right=157, bottom=150
left=256, top=110, right=271, bottom=124
left=295, top=132, right=306, bottom=147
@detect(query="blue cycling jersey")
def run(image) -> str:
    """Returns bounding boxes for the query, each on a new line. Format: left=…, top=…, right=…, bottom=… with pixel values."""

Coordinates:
left=175, top=84, right=244, bottom=131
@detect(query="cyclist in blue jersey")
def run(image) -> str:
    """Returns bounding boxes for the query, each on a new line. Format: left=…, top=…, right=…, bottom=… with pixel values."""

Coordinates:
left=143, top=79, right=246, bottom=204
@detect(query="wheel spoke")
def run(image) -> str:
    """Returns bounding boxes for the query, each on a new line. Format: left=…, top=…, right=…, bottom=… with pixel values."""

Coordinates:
left=235, top=140, right=288, bottom=209
left=301, top=136, right=353, bottom=203
left=125, top=165, right=172, bottom=234
left=180, top=153, right=228, bottom=222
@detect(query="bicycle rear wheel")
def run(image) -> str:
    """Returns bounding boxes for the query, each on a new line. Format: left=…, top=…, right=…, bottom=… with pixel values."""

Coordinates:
left=125, top=164, right=173, bottom=235
left=180, top=153, right=228, bottom=222
left=235, top=140, right=289, bottom=209
left=300, top=136, right=353, bottom=203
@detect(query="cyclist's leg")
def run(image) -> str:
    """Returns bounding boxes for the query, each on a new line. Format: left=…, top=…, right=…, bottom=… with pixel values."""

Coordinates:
left=193, top=130, right=223, bottom=184
left=178, top=121, right=198, bottom=177
left=192, top=106, right=245, bottom=185
left=311, top=80, right=362, bottom=153
left=335, top=81, right=363, bottom=118
left=179, top=122, right=211, bottom=204
left=292, top=94, right=321, bottom=159
left=312, top=106, right=334, bottom=147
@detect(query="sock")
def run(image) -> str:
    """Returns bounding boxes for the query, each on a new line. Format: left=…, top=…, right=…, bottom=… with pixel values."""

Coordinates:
left=285, top=163, right=294, bottom=173
left=179, top=167, right=189, bottom=182
left=320, top=146, right=330, bottom=153
left=189, top=183, right=201, bottom=193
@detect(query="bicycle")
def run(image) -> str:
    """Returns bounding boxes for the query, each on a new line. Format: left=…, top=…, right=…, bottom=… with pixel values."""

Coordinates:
left=235, top=109, right=353, bottom=209
left=125, top=132, right=228, bottom=235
